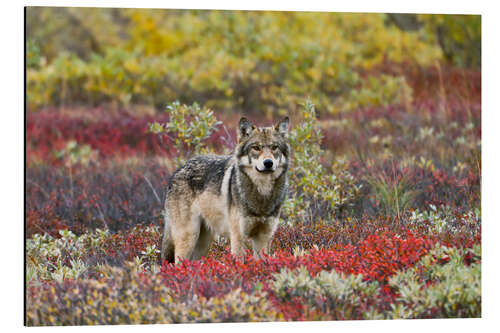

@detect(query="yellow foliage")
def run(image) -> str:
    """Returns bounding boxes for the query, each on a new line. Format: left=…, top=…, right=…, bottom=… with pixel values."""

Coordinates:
left=27, top=8, right=448, bottom=113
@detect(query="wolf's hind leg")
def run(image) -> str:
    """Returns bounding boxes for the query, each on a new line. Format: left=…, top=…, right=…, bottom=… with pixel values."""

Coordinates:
left=192, top=221, right=213, bottom=260
left=172, top=209, right=201, bottom=263
left=160, top=215, right=175, bottom=263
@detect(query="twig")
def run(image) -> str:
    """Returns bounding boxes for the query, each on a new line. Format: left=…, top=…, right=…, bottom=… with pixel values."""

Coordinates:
left=95, top=201, right=109, bottom=230
left=142, top=175, right=162, bottom=204
left=26, top=179, right=50, bottom=199
left=221, top=124, right=235, bottom=149
left=158, top=134, right=175, bottom=154
left=29, top=220, right=53, bottom=236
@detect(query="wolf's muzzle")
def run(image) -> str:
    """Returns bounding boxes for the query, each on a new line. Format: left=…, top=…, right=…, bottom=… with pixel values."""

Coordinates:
left=263, top=159, right=274, bottom=169
left=256, top=158, right=276, bottom=173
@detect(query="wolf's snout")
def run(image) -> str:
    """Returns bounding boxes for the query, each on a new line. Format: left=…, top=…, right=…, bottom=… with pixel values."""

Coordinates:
left=263, top=159, right=274, bottom=169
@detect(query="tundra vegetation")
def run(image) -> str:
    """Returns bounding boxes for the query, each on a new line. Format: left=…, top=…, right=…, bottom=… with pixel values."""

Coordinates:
left=26, top=8, right=480, bottom=325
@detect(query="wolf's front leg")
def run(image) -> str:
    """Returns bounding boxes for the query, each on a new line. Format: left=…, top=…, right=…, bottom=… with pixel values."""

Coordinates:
left=229, top=213, right=245, bottom=257
left=250, top=231, right=273, bottom=259
left=250, top=218, right=278, bottom=259
left=230, top=231, right=245, bottom=257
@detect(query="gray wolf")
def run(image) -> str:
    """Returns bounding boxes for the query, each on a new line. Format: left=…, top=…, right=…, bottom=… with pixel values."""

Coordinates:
left=161, top=116, right=290, bottom=263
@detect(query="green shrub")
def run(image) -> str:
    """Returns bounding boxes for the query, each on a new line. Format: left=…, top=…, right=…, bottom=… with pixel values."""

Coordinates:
left=26, top=230, right=90, bottom=284
left=388, top=244, right=481, bottom=318
left=272, top=266, right=380, bottom=320
left=26, top=39, right=41, bottom=69
left=283, top=100, right=361, bottom=223
left=342, top=74, right=413, bottom=112
left=26, top=226, right=161, bottom=284
left=418, top=14, right=481, bottom=68
left=365, top=172, right=419, bottom=218
left=149, top=101, right=222, bottom=167
left=26, top=264, right=279, bottom=325
left=408, top=204, right=481, bottom=235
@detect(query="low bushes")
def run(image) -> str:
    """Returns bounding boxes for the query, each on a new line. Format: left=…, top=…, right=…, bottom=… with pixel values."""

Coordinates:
left=26, top=228, right=480, bottom=324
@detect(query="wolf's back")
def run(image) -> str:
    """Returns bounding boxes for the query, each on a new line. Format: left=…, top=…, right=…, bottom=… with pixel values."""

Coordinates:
left=166, top=155, right=232, bottom=196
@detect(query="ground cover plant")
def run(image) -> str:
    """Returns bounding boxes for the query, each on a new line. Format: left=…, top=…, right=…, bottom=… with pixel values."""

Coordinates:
left=26, top=9, right=480, bottom=325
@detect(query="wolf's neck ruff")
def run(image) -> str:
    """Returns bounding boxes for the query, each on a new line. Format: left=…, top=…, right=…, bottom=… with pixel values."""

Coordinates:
left=234, top=163, right=287, bottom=218
left=231, top=118, right=290, bottom=218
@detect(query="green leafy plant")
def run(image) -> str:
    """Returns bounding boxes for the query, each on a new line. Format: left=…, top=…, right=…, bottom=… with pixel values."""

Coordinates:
left=388, top=244, right=481, bottom=318
left=283, top=100, right=361, bottom=223
left=272, top=266, right=380, bottom=320
left=26, top=39, right=41, bottom=69
left=418, top=14, right=481, bottom=68
left=408, top=204, right=481, bottom=236
left=365, top=170, right=419, bottom=219
left=339, top=74, right=413, bottom=113
left=54, top=140, right=98, bottom=200
left=149, top=101, right=222, bottom=167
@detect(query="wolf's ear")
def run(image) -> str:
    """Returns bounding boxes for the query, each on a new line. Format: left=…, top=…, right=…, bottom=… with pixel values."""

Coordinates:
left=238, top=117, right=255, bottom=141
left=275, top=116, right=289, bottom=137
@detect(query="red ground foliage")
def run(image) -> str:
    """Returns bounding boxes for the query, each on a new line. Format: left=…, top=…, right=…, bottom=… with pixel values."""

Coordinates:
left=159, top=231, right=433, bottom=320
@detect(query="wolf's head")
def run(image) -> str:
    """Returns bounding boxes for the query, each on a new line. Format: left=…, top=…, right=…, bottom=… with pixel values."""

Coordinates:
left=235, top=117, right=290, bottom=179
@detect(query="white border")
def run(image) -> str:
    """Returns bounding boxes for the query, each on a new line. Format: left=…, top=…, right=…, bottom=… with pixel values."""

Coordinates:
left=4, top=0, right=499, bottom=332
left=19, top=0, right=484, bottom=14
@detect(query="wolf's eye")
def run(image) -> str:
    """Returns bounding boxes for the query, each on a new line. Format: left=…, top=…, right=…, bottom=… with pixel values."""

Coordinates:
left=271, top=145, right=279, bottom=151
left=251, top=145, right=261, bottom=152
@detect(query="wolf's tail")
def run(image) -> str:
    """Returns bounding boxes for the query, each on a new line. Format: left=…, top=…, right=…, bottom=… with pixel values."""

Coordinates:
left=160, top=205, right=175, bottom=264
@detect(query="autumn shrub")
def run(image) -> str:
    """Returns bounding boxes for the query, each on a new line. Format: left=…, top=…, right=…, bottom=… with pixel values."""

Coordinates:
left=27, top=265, right=279, bottom=325
left=26, top=90, right=481, bottom=237
left=26, top=162, right=170, bottom=236
left=27, top=9, right=446, bottom=112
left=26, top=109, right=175, bottom=166
left=26, top=227, right=480, bottom=324
left=25, top=206, right=480, bottom=289
left=27, top=227, right=434, bottom=284
left=158, top=230, right=435, bottom=302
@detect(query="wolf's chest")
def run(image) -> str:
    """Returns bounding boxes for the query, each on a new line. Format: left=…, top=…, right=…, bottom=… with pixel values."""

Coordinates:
left=192, top=191, right=231, bottom=236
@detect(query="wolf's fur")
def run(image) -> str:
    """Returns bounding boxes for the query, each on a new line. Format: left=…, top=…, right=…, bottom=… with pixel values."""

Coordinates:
left=161, top=117, right=290, bottom=263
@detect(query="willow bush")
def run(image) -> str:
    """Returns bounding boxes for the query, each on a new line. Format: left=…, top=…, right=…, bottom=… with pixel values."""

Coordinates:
left=27, top=8, right=445, bottom=113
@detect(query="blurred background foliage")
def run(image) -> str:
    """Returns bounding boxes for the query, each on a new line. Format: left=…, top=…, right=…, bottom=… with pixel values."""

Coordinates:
left=26, top=8, right=480, bottom=115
